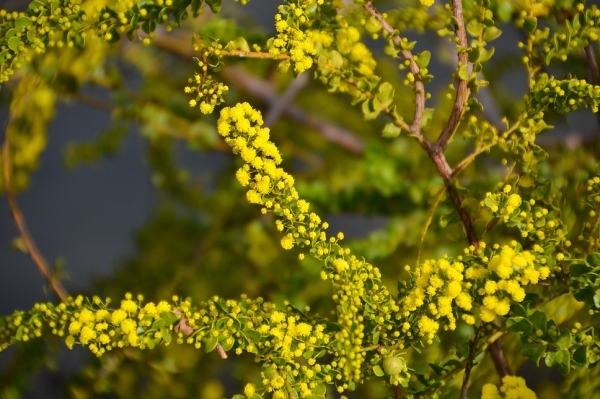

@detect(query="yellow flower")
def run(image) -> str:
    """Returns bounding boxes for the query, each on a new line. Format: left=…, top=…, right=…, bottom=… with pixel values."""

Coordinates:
left=68, top=321, right=82, bottom=335
left=244, top=383, right=255, bottom=397
left=281, top=234, right=294, bottom=250
left=111, top=309, right=127, bottom=325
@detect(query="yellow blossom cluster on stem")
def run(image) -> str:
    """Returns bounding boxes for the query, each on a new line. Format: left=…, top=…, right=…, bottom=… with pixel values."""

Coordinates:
left=482, top=185, right=568, bottom=245
left=185, top=38, right=230, bottom=115
left=481, top=376, right=537, bottom=399
left=312, top=22, right=377, bottom=77
left=478, top=244, right=550, bottom=322
left=579, top=176, right=600, bottom=250
left=402, top=257, right=473, bottom=342
left=269, top=1, right=321, bottom=74
left=0, top=0, right=205, bottom=83
left=0, top=293, right=343, bottom=397
left=400, top=239, right=555, bottom=342
left=217, top=102, right=404, bottom=390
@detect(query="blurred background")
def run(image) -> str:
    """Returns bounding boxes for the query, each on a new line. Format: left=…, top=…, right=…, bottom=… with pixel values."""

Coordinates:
left=1, top=0, right=600, bottom=398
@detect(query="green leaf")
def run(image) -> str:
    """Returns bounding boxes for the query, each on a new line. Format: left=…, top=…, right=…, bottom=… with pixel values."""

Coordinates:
left=522, top=17, right=537, bottom=34
left=546, top=349, right=570, bottom=374
left=373, top=332, right=380, bottom=344
left=467, top=20, right=483, bottom=37
left=160, top=327, right=171, bottom=344
left=458, top=64, right=470, bottom=81
left=483, top=26, right=502, bottom=42
left=312, top=383, right=326, bottom=395
left=373, top=364, right=385, bottom=377
left=364, top=16, right=382, bottom=33
left=381, top=123, right=401, bottom=138
left=377, top=82, right=394, bottom=107
left=243, top=329, right=261, bottom=342
left=507, top=317, right=533, bottom=335
left=8, top=37, right=20, bottom=52
left=573, top=346, right=588, bottom=367
left=570, top=262, right=590, bottom=278
left=219, top=337, right=234, bottom=351
left=15, top=17, right=33, bottom=30
left=553, top=328, right=572, bottom=350
left=587, top=253, right=600, bottom=267
left=530, top=311, right=547, bottom=335
left=205, top=0, right=222, bottom=13
left=15, top=325, right=24, bottom=341
left=521, top=343, right=546, bottom=366
left=202, top=334, right=218, bottom=352
left=416, top=51, right=431, bottom=69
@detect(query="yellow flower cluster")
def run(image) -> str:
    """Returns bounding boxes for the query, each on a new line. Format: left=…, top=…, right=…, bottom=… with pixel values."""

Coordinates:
left=185, top=41, right=230, bottom=115
left=314, top=25, right=377, bottom=77
left=270, top=12, right=316, bottom=74
left=482, top=185, right=567, bottom=245
left=477, top=244, right=550, bottom=322
left=218, top=102, right=403, bottom=389
left=402, top=258, right=473, bottom=342
left=579, top=175, right=600, bottom=250
left=481, top=376, right=537, bottom=399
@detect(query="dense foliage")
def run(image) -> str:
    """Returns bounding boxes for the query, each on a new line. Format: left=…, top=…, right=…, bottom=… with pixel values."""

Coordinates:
left=1, top=0, right=600, bottom=398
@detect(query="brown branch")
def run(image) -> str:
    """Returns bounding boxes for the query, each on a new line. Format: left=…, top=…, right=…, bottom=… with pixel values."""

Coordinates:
left=433, top=0, right=470, bottom=152
left=583, top=43, right=600, bottom=126
left=394, top=385, right=404, bottom=399
left=461, top=324, right=484, bottom=399
left=488, top=335, right=512, bottom=378
left=264, top=69, right=310, bottom=127
left=221, top=49, right=289, bottom=60
left=2, top=88, right=68, bottom=302
left=152, top=34, right=365, bottom=154
left=222, top=66, right=364, bottom=153
left=417, top=185, right=447, bottom=266
left=364, top=2, right=426, bottom=135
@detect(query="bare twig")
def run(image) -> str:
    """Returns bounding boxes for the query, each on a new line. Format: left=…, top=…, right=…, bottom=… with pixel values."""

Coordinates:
left=488, top=336, right=512, bottom=377
left=152, top=34, right=365, bottom=154
left=264, top=70, right=310, bottom=127
left=461, top=324, right=484, bottom=399
left=416, top=185, right=447, bottom=266
left=2, top=84, right=68, bottom=302
left=215, top=343, right=228, bottom=359
left=433, top=0, right=470, bottom=152
left=583, top=43, right=600, bottom=126
left=364, top=2, right=426, bottom=135
left=394, top=385, right=404, bottom=399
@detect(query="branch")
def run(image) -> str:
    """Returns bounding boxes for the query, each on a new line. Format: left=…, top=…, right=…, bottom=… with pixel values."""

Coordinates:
left=364, top=2, right=426, bottom=135
left=488, top=332, right=512, bottom=378
left=394, top=385, right=404, bottom=399
left=583, top=43, right=600, bottom=126
left=461, top=324, right=484, bottom=399
left=433, top=0, right=470, bottom=152
left=2, top=88, right=68, bottom=302
left=263, top=69, right=310, bottom=127
left=152, top=34, right=364, bottom=154
left=222, top=66, right=364, bottom=153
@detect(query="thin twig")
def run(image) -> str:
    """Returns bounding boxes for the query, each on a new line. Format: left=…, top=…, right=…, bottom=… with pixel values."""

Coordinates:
left=394, top=385, right=404, bottom=399
left=416, top=185, right=447, bottom=266
left=264, top=69, right=310, bottom=127
left=461, top=324, right=484, bottom=399
left=152, top=34, right=365, bottom=154
left=364, top=2, right=426, bottom=135
left=583, top=43, right=600, bottom=126
left=433, top=0, right=470, bottom=152
left=2, top=83, right=68, bottom=302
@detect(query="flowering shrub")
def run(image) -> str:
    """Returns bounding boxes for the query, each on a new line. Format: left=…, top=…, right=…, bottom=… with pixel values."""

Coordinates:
left=1, top=0, right=600, bottom=398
